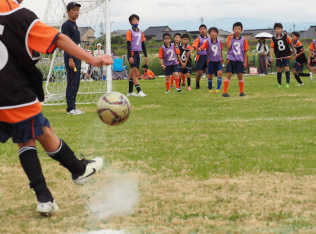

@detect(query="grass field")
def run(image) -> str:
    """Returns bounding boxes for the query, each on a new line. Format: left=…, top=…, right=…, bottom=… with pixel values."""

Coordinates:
left=1, top=74, right=316, bottom=234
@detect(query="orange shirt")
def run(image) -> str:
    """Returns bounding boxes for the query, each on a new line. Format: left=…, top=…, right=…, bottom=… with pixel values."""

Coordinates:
left=126, top=30, right=146, bottom=42
left=225, top=36, right=250, bottom=51
left=159, top=44, right=180, bottom=58
left=192, top=36, right=208, bottom=49
left=200, top=39, right=224, bottom=51
left=0, top=0, right=60, bottom=123
left=144, top=69, right=155, bottom=77
left=309, top=41, right=315, bottom=51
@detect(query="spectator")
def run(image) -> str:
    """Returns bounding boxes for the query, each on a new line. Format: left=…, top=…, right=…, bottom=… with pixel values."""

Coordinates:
left=94, top=43, right=105, bottom=79
left=61, top=2, right=84, bottom=115
left=81, top=42, right=93, bottom=81
left=256, top=38, right=269, bottom=76
left=141, top=64, right=155, bottom=80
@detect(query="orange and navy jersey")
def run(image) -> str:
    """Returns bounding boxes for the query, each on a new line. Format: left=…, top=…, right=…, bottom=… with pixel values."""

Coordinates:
left=293, top=40, right=307, bottom=64
left=144, top=69, right=155, bottom=77
left=192, top=36, right=208, bottom=48
left=0, top=0, right=60, bottom=124
left=271, top=34, right=292, bottom=59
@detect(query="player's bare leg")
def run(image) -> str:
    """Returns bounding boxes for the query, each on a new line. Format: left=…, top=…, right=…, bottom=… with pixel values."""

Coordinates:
left=195, top=70, right=203, bottom=89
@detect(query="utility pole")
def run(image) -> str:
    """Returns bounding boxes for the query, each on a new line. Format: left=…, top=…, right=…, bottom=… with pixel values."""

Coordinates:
left=199, top=16, right=204, bottom=25
left=293, top=23, right=296, bottom=32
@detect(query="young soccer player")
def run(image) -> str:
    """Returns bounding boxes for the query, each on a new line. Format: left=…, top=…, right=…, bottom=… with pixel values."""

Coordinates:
left=0, top=0, right=113, bottom=215
left=126, top=14, right=147, bottom=97
left=178, top=34, right=193, bottom=90
left=291, top=31, right=311, bottom=86
left=223, top=22, right=249, bottom=97
left=190, top=24, right=209, bottom=89
left=199, top=27, right=224, bottom=93
left=141, top=64, right=155, bottom=80
left=270, top=23, right=296, bottom=88
left=159, top=33, right=181, bottom=93
left=170, top=33, right=182, bottom=87
left=308, top=29, right=316, bottom=79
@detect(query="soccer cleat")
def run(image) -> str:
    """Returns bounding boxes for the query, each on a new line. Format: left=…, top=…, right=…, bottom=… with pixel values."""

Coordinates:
left=278, top=84, right=282, bottom=88
left=176, top=88, right=182, bottom=92
left=73, top=157, right=103, bottom=185
left=222, top=93, right=230, bottom=97
left=295, top=83, right=304, bottom=86
left=88, top=79, right=93, bottom=82
left=138, top=91, right=147, bottom=97
left=67, top=110, right=82, bottom=115
left=195, top=86, right=200, bottom=89
left=181, top=83, right=185, bottom=87
left=239, top=92, right=246, bottom=97
left=187, top=87, right=192, bottom=91
left=310, top=72, right=313, bottom=82
left=75, top=109, right=85, bottom=114
left=37, top=198, right=60, bottom=216
left=215, top=89, right=220, bottom=93
left=209, top=89, right=213, bottom=93
left=286, top=83, right=290, bottom=88
left=165, top=90, right=171, bottom=93
left=127, top=92, right=138, bottom=97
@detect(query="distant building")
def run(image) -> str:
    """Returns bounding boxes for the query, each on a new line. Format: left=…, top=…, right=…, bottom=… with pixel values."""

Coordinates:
left=188, top=29, right=230, bottom=41
left=154, top=30, right=187, bottom=42
left=300, top=26, right=316, bottom=39
left=79, top=27, right=96, bottom=44
left=143, top=26, right=172, bottom=41
left=242, top=29, right=276, bottom=41
left=111, top=29, right=129, bottom=40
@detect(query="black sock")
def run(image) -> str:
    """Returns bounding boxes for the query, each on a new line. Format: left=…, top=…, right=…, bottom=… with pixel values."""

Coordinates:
left=286, top=71, right=290, bottom=84
left=19, top=147, right=53, bottom=201
left=46, top=139, right=85, bottom=175
left=294, top=75, right=303, bottom=84
left=135, top=84, right=141, bottom=93
left=187, top=78, right=191, bottom=87
left=299, top=72, right=310, bottom=77
left=277, top=72, right=282, bottom=85
left=196, top=82, right=200, bottom=87
left=129, top=79, right=134, bottom=93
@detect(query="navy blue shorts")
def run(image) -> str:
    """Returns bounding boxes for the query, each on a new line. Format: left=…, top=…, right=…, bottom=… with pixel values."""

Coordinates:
left=179, top=67, right=191, bottom=74
left=226, top=60, right=244, bottom=74
left=293, top=62, right=304, bottom=72
left=276, top=59, right=290, bottom=68
left=208, top=61, right=222, bottom=74
left=196, top=55, right=208, bottom=71
left=165, top=65, right=178, bottom=76
left=129, top=51, right=140, bottom=69
left=0, top=112, right=50, bottom=144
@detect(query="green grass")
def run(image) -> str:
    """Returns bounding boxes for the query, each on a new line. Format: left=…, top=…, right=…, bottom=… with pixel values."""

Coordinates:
left=1, top=74, right=316, bottom=233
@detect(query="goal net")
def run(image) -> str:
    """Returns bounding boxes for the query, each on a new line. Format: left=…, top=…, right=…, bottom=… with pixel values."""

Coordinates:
left=38, top=0, right=112, bottom=105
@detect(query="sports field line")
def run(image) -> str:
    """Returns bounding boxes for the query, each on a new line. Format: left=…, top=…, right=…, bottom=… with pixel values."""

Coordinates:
left=132, top=115, right=316, bottom=125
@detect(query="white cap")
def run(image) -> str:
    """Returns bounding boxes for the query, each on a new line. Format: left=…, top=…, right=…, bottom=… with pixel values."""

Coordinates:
left=97, top=43, right=101, bottom=46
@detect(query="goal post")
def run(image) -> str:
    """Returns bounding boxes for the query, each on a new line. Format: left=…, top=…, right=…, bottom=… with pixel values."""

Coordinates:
left=40, top=0, right=112, bottom=105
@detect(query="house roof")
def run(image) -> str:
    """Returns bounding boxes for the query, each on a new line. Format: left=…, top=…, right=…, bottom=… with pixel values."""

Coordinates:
left=79, top=27, right=95, bottom=36
left=112, top=29, right=129, bottom=36
left=143, top=26, right=172, bottom=37
left=218, top=29, right=231, bottom=36
left=243, top=28, right=275, bottom=37
left=154, top=30, right=187, bottom=41
left=300, top=26, right=316, bottom=39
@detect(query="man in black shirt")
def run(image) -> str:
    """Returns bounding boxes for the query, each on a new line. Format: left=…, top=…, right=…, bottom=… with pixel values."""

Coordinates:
left=61, top=2, right=83, bottom=115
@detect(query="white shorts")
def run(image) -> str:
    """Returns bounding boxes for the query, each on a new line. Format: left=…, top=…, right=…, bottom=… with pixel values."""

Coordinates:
left=81, top=63, right=89, bottom=74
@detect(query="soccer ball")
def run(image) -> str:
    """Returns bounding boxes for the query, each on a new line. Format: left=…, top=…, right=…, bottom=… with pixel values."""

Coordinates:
left=97, top=92, right=131, bottom=126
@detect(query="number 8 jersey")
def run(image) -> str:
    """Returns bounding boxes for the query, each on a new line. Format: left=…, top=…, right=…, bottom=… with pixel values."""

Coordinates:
left=271, top=34, right=292, bottom=59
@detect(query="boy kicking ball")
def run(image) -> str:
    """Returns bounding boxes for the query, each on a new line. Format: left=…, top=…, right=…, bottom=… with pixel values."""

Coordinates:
left=0, top=0, right=113, bottom=216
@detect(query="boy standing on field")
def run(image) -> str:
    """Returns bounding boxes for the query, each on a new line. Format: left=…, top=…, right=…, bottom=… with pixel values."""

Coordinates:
left=190, top=24, right=209, bottom=89
left=170, top=33, right=182, bottom=87
left=308, top=29, right=316, bottom=78
left=178, top=34, right=193, bottom=90
left=0, top=0, right=113, bottom=216
left=223, top=22, right=249, bottom=97
left=291, top=31, right=312, bottom=86
left=126, top=14, right=147, bottom=97
left=270, top=23, right=296, bottom=88
left=159, top=33, right=181, bottom=93
left=199, top=27, right=224, bottom=93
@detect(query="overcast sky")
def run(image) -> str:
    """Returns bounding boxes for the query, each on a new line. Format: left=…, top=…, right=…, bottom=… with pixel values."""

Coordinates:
left=21, top=0, right=315, bottom=31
